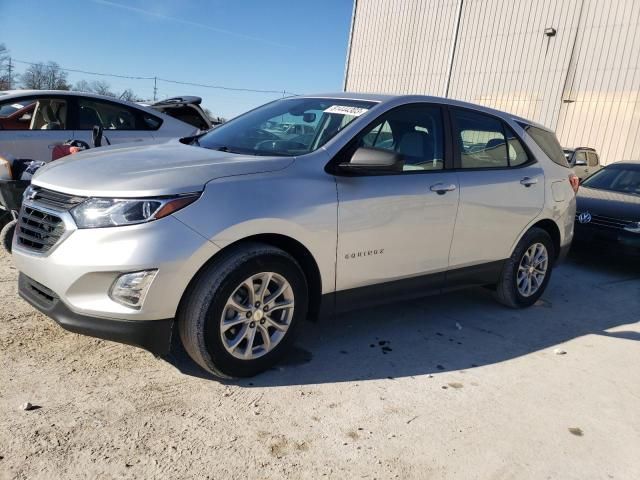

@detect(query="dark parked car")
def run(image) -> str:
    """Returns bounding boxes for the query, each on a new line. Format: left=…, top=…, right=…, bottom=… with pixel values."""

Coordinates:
left=563, top=146, right=601, bottom=180
left=574, top=162, right=640, bottom=253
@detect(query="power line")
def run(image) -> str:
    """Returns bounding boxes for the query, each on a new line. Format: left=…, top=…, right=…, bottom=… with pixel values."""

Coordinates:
left=12, top=59, right=154, bottom=80
left=12, top=58, right=299, bottom=96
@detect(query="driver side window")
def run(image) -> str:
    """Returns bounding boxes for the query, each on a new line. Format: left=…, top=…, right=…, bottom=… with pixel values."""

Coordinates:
left=358, top=104, right=444, bottom=171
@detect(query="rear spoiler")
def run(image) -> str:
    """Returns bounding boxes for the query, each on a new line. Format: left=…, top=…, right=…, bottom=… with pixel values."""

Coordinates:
left=151, top=96, right=202, bottom=107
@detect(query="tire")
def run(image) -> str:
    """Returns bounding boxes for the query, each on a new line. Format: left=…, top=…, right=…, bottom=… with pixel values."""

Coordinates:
left=0, top=219, right=17, bottom=254
left=178, top=242, right=309, bottom=378
left=495, top=227, right=555, bottom=308
left=0, top=211, right=11, bottom=231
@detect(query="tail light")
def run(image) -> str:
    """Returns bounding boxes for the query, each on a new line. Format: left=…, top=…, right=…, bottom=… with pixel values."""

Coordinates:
left=569, top=173, right=579, bottom=194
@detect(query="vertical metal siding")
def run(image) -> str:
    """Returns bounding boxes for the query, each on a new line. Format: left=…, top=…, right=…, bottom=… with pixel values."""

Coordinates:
left=345, top=0, right=640, bottom=163
left=556, top=0, right=640, bottom=164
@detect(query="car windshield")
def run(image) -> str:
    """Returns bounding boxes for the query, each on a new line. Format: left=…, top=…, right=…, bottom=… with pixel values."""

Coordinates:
left=582, top=164, right=640, bottom=195
left=195, top=97, right=376, bottom=156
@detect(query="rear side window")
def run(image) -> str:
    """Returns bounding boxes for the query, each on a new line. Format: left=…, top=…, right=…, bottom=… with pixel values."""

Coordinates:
left=77, top=98, right=159, bottom=131
left=452, top=109, right=508, bottom=168
left=522, top=124, right=569, bottom=167
left=587, top=152, right=599, bottom=167
left=505, top=128, right=529, bottom=167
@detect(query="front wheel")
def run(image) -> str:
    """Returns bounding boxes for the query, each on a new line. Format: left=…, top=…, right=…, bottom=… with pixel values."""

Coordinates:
left=495, top=227, right=555, bottom=308
left=0, top=219, right=17, bottom=254
left=178, top=243, right=308, bottom=378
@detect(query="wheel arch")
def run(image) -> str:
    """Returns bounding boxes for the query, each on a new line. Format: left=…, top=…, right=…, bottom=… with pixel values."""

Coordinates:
left=526, top=219, right=561, bottom=260
left=177, top=233, right=324, bottom=323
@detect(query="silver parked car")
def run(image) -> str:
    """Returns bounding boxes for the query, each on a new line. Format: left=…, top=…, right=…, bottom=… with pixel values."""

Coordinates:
left=13, top=93, right=577, bottom=378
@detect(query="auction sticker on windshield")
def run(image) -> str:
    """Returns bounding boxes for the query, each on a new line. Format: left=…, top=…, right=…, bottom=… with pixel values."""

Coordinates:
left=323, top=105, right=369, bottom=117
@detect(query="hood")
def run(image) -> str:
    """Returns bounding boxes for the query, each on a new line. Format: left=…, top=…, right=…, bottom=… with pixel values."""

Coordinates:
left=32, top=139, right=294, bottom=197
left=576, top=186, right=640, bottom=221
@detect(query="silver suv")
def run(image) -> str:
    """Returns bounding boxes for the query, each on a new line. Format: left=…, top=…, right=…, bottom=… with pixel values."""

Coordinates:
left=13, top=94, right=577, bottom=378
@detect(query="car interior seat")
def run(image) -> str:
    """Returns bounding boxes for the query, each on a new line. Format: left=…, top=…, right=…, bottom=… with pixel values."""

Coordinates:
left=40, top=104, right=62, bottom=130
left=397, top=130, right=437, bottom=169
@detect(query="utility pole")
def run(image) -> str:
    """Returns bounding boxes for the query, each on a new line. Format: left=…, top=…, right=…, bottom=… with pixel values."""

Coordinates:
left=153, top=77, right=157, bottom=101
left=7, top=57, right=13, bottom=89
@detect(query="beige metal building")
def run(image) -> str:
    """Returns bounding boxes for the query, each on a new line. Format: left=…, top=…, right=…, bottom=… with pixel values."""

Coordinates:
left=344, top=0, right=640, bottom=164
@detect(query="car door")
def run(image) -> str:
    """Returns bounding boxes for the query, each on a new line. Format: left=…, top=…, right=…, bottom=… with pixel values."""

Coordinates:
left=447, top=107, right=544, bottom=279
left=334, top=103, right=459, bottom=308
left=0, top=96, right=72, bottom=162
left=71, top=97, right=155, bottom=147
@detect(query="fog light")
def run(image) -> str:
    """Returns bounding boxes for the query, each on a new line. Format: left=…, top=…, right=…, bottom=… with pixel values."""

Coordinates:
left=109, top=270, right=158, bottom=309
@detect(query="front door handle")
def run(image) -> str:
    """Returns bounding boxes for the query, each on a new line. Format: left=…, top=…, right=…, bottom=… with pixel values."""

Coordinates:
left=520, top=177, right=538, bottom=187
left=430, top=183, right=457, bottom=194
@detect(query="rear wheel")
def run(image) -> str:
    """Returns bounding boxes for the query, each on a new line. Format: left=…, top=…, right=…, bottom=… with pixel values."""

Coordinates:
left=0, top=219, right=17, bottom=254
left=178, top=243, right=308, bottom=378
left=495, top=227, right=555, bottom=308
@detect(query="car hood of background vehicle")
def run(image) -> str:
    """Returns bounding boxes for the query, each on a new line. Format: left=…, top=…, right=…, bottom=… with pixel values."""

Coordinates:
left=32, top=139, right=295, bottom=197
left=576, top=186, right=640, bottom=220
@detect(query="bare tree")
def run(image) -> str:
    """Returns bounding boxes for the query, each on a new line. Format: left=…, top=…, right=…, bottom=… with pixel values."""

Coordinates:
left=0, top=44, right=14, bottom=89
left=74, top=79, right=93, bottom=92
left=21, top=61, right=69, bottom=90
left=118, top=89, right=137, bottom=101
left=89, top=80, right=114, bottom=97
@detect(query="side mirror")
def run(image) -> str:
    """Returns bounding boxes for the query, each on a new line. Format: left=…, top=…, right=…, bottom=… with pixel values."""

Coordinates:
left=574, top=157, right=587, bottom=166
left=338, top=147, right=404, bottom=173
left=303, top=112, right=316, bottom=123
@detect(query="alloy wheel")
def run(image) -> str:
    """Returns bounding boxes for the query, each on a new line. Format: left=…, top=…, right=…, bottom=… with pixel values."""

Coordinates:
left=220, top=272, right=295, bottom=360
left=517, top=242, right=549, bottom=297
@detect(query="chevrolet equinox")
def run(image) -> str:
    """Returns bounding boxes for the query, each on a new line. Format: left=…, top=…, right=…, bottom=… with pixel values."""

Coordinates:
left=13, top=94, right=577, bottom=377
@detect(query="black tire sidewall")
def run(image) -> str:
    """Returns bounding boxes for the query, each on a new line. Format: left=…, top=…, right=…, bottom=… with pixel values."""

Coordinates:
left=1, top=219, right=16, bottom=254
left=202, top=253, right=308, bottom=377
left=509, top=229, right=555, bottom=307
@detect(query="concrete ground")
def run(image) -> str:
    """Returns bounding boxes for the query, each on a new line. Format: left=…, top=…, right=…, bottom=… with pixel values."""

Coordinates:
left=0, top=247, right=639, bottom=480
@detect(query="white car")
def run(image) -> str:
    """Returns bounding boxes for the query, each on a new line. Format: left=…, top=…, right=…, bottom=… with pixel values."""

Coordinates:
left=0, top=90, right=211, bottom=163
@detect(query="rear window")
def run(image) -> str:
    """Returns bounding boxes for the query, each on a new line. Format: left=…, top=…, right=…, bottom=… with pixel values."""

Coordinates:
left=521, top=124, right=569, bottom=167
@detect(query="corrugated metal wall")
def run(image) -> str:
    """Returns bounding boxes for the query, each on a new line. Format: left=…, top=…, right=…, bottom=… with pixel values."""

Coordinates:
left=344, top=0, right=640, bottom=164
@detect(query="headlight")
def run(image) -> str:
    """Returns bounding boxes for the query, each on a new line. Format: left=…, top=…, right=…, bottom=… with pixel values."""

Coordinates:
left=71, top=193, right=200, bottom=228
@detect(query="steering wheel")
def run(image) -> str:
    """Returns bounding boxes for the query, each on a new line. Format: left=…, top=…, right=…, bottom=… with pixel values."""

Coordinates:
left=252, top=128, right=280, bottom=140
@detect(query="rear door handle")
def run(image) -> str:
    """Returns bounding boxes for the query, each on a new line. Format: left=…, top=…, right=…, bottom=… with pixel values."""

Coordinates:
left=430, top=183, right=457, bottom=194
left=520, top=177, right=538, bottom=187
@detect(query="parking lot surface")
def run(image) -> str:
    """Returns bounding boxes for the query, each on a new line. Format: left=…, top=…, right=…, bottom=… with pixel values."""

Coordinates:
left=1, top=248, right=639, bottom=479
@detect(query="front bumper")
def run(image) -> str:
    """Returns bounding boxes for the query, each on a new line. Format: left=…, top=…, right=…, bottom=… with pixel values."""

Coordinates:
left=12, top=215, right=220, bottom=321
left=574, top=224, right=640, bottom=254
left=19, top=273, right=173, bottom=354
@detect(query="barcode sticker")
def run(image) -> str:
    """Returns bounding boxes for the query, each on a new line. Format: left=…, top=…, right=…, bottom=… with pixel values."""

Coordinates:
left=323, top=105, right=369, bottom=117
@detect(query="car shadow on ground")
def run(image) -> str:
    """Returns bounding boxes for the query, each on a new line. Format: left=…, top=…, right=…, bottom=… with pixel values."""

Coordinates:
left=162, top=249, right=640, bottom=386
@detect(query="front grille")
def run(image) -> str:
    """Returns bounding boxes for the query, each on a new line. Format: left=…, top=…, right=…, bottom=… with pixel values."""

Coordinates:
left=30, top=187, right=86, bottom=210
left=575, top=212, right=634, bottom=230
left=16, top=206, right=65, bottom=253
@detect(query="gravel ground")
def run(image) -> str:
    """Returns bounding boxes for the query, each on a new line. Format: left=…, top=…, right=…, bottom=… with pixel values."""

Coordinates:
left=1, top=247, right=639, bottom=480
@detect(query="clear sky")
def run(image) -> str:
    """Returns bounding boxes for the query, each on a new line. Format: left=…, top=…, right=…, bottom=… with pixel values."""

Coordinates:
left=0, top=0, right=354, bottom=118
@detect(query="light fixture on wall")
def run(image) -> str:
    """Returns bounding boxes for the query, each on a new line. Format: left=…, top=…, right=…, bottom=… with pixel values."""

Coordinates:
left=544, top=27, right=557, bottom=37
